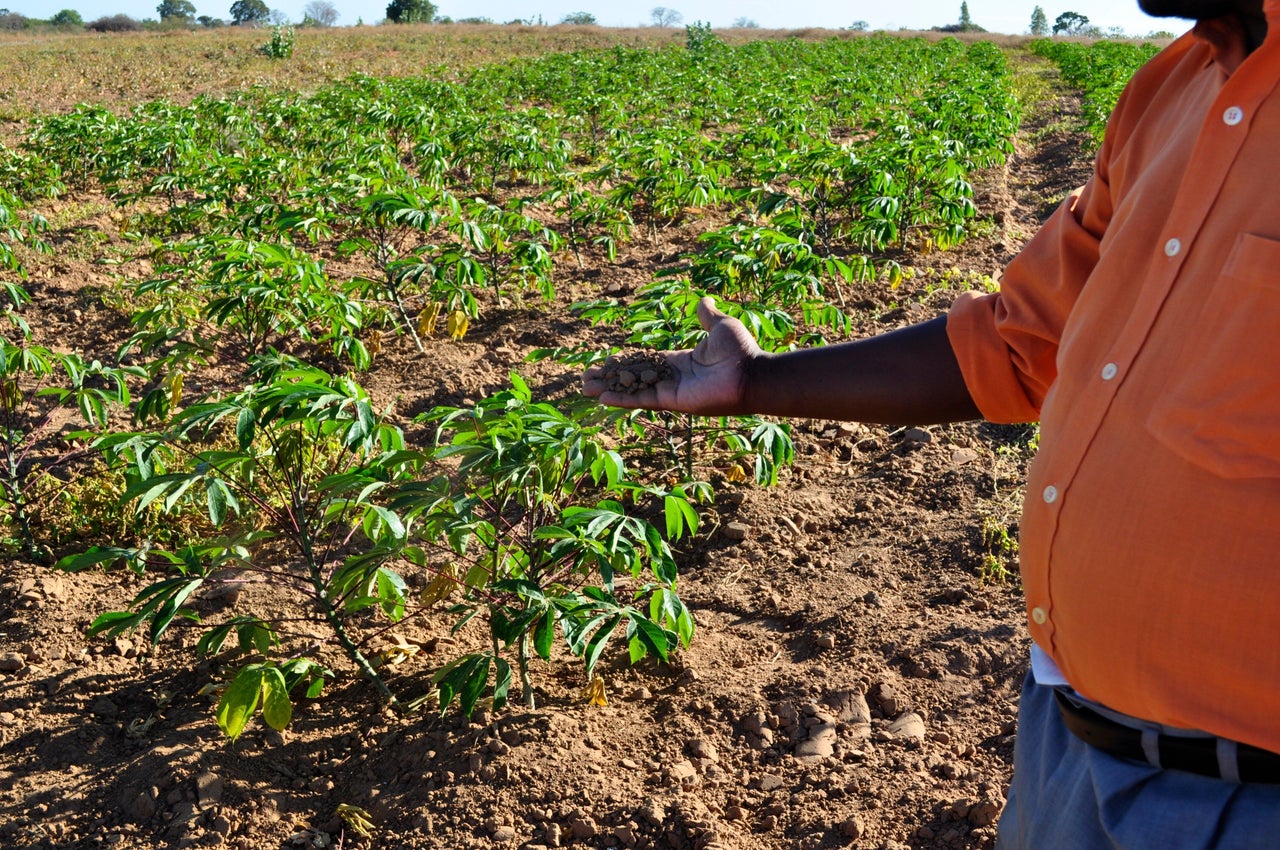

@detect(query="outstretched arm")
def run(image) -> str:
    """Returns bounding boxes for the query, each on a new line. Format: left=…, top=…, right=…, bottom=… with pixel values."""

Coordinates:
left=582, top=297, right=980, bottom=426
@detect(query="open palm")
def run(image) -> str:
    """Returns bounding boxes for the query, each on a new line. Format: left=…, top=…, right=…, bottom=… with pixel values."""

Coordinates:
left=582, top=297, right=760, bottom=416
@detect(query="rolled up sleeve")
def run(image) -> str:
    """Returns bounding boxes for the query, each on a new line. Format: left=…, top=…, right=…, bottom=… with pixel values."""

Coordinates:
left=947, top=172, right=1111, bottom=424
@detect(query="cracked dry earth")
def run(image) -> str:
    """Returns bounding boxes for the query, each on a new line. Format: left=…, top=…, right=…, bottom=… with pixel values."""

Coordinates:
left=0, top=70, right=1095, bottom=850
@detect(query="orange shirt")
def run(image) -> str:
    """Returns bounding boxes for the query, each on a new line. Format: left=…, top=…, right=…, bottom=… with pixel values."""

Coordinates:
left=948, top=4, right=1280, bottom=754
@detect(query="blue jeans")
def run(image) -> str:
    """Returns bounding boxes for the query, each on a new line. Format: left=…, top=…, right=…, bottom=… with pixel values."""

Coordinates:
left=997, top=672, right=1280, bottom=850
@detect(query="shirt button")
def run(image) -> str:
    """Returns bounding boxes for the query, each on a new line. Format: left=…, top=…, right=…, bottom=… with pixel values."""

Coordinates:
left=1043, top=485, right=1059, bottom=504
left=1164, top=238, right=1182, bottom=257
left=1032, top=607, right=1048, bottom=625
left=1101, top=362, right=1118, bottom=381
left=1224, top=105, right=1244, bottom=125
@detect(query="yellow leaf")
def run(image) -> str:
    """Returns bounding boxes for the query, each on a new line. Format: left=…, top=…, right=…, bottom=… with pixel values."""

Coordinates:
left=418, top=301, right=442, bottom=337
left=0, top=379, right=20, bottom=410
left=166, top=372, right=183, bottom=411
left=726, top=464, right=747, bottom=483
left=419, top=562, right=460, bottom=607
left=372, top=638, right=420, bottom=669
left=367, top=329, right=383, bottom=357
left=583, top=675, right=607, bottom=707
left=446, top=310, right=470, bottom=341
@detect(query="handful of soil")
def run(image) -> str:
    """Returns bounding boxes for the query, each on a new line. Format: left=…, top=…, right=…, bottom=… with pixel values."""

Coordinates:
left=600, top=352, right=675, bottom=395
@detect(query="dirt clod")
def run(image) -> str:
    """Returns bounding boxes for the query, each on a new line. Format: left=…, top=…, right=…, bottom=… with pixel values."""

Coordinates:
left=600, top=352, right=675, bottom=394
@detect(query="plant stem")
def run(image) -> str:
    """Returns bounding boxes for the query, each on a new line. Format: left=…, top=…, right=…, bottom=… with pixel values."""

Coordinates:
left=298, top=521, right=397, bottom=707
left=518, top=631, right=535, bottom=710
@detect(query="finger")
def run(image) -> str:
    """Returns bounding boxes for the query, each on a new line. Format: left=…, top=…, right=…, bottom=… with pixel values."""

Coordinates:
left=591, top=387, right=663, bottom=410
left=696, top=296, right=728, bottom=330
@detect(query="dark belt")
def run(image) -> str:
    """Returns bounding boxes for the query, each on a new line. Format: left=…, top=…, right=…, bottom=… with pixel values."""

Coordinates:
left=1053, top=689, right=1280, bottom=784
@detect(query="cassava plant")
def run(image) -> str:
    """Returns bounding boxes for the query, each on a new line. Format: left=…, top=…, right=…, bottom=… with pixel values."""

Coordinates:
left=0, top=336, right=139, bottom=561
left=58, top=365, right=425, bottom=739
left=395, top=374, right=698, bottom=715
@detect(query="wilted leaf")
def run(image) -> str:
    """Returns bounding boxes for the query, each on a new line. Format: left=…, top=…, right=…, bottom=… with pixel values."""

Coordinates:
left=446, top=310, right=469, bottom=341
left=583, top=675, right=607, bottom=707
left=418, top=301, right=442, bottom=337
left=166, top=371, right=183, bottom=411
left=336, top=803, right=375, bottom=838
left=0, top=379, right=20, bottom=410
left=372, top=634, right=420, bottom=668
left=419, top=563, right=460, bottom=607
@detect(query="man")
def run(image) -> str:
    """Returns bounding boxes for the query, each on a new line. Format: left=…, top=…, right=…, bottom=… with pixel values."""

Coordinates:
left=584, top=0, right=1280, bottom=846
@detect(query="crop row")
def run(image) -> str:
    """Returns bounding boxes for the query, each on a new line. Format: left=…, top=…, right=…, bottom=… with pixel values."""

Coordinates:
left=1030, top=38, right=1160, bottom=143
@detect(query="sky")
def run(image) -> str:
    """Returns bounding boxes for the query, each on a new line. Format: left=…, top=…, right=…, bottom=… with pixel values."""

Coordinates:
left=5, top=0, right=1192, bottom=38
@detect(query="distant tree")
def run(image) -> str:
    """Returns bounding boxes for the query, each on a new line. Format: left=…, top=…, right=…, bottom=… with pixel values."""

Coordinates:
left=560, top=11, right=596, bottom=24
left=0, top=10, right=26, bottom=28
left=268, top=8, right=288, bottom=24
left=458, top=16, right=493, bottom=23
left=944, top=1, right=985, bottom=32
left=230, top=0, right=269, bottom=25
left=197, top=14, right=224, bottom=26
left=157, top=0, right=196, bottom=22
left=50, top=9, right=83, bottom=26
left=848, top=20, right=869, bottom=31
left=385, top=0, right=435, bottom=23
left=86, top=13, right=141, bottom=30
left=650, top=6, right=682, bottom=27
left=302, top=0, right=338, bottom=26
left=1030, top=5, right=1048, bottom=35
left=1053, top=10, right=1090, bottom=35
left=1105, top=25, right=1129, bottom=37
left=731, top=16, right=758, bottom=28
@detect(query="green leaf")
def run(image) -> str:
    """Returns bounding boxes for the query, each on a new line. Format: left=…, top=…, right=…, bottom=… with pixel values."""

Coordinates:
left=628, top=613, right=671, bottom=662
left=55, top=546, right=141, bottom=574
left=583, top=614, right=621, bottom=677
left=87, top=610, right=144, bottom=638
left=362, top=505, right=406, bottom=545
left=260, top=666, right=293, bottom=731
left=374, top=568, right=407, bottom=621
left=149, top=578, right=204, bottom=645
left=492, top=657, right=513, bottom=712
left=235, top=407, right=256, bottom=450
left=217, top=665, right=264, bottom=741
left=533, top=608, right=555, bottom=661
left=206, top=479, right=231, bottom=526
left=458, top=655, right=491, bottom=716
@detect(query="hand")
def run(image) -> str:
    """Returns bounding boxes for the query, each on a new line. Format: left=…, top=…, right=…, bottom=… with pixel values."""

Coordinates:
left=582, top=297, right=761, bottom=415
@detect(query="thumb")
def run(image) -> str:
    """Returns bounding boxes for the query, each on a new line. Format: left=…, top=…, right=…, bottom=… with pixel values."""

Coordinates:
left=695, top=296, right=728, bottom=330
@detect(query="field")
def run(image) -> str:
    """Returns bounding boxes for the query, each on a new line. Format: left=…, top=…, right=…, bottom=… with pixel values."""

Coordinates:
left=0, top=23, right=1128, bottom=850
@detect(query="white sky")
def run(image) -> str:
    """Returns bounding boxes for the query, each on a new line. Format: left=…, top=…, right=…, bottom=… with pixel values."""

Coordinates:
left=5, top=0, right=1191, bottom=38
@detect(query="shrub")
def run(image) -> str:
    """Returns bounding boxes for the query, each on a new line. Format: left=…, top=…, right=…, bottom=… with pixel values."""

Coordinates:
left=258, top=25, right=295, bottom=59
left=87, top=14, right=143, bottom=32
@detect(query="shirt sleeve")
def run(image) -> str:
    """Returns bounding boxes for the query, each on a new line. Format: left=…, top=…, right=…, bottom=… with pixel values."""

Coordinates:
left=946, top=164, right=1113, bottom=424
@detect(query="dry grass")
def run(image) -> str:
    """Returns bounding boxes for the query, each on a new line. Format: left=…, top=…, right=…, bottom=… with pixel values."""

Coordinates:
left=0, top=24, right=690, bottom=119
